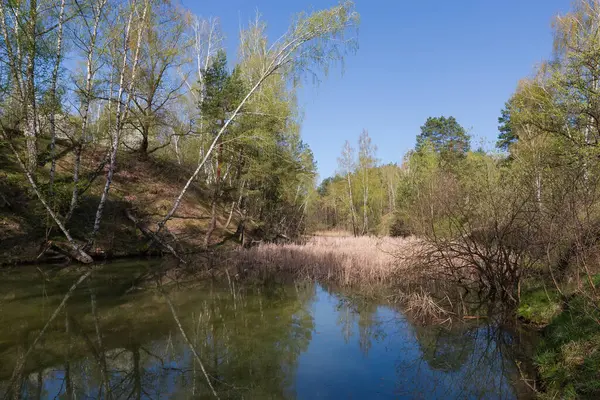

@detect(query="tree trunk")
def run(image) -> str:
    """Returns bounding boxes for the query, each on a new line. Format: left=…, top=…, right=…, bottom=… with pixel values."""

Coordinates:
left=224, top=201, right=236, bottom=229
left=65, top=311, right=73, bottom=400
left=140, top=130, right=149, bottom=156
left=346, top=172, right=357, bottom=236
left=204, top=200, right=217, bottom=248
left=91, top=291, right=112, bottom=400
left=66, top=0, right=106, bottom=223
left=2, top=136, right=93, bottom=263
left=48, top=0, right=66, bottom=193
left=23, top=0, right=38, bottom=172
left=91, top=0, right=148, bottom=242
left=204, top=142, right=222, bottom=248
left=132, top=346, right=142, bottom=400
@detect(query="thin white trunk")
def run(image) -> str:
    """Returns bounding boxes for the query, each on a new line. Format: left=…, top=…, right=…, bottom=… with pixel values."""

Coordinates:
left=91, top=0, right=148, bottom=240
left=2, top=136, right=93, bottom=263
left=65, top=0, right=106, bottom=223
left=23, top=0, right=38, bottom=172
left=347, top=172, right=357, bottom=236
left=173, top=134, right=182, bottom=165
left=48, top=0, right=66, bottom=192
left=224, top=201, right=236, bottom=229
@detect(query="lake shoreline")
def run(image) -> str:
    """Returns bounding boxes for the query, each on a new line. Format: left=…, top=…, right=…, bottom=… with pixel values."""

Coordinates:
left=2, top=234, right=584, bottom=398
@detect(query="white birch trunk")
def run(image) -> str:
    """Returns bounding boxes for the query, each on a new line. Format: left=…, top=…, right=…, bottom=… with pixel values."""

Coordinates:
left=2, top=137, right=93, bottom=263
left=65, top=0, right=106, bottom=223
left=91, top=0, right=148, bottom=240
left=48, top=0, right=66, bottom=192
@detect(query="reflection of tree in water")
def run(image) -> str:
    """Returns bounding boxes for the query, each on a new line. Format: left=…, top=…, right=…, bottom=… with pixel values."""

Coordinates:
left=414, top=324, right=474, bottom=372
left=0, top=269, right=538, bottom=400
left=183, top=282, right=316, bottom=398
left=0, top=280, right=317, bottom=399
left=336, top=297, right=357, bottom=343
left=399, top=318, right=535, bottom=399
left=333, top=292, right=387, bottom=356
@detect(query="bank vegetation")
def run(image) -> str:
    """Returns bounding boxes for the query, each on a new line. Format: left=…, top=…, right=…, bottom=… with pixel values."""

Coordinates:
left=4, top=0, right=600, bottom=397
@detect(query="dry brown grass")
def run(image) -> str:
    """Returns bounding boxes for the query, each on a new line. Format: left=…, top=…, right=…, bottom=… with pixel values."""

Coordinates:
left=310, top=229, right=354, bottom=237
left=230, top=235, right=431, bottom=287
left=224, top=235, right=457, bottom=323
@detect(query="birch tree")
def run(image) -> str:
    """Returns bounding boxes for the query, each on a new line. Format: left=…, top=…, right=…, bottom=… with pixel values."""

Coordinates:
left=128, top=1, right=189, bottom=157
left=64, top=0, right=108, bottom=223
left=47, top=0, right=66, bottom=193
left=338, top=140, right=358, bottom=236
left=156, top=1, right=359, bottom=235
left=90, top=0, right=149, bottom=241
left=358, top=129, right=376, bottom=234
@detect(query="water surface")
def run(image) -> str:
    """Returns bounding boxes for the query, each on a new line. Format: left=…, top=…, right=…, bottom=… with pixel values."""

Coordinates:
left=0, top=261, right=534, bottom=399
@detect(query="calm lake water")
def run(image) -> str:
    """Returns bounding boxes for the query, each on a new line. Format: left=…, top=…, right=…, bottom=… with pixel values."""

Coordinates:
left=0, top=261, right=535, bottom=399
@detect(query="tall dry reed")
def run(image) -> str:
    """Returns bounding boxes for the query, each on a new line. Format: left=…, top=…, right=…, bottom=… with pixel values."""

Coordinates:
left=229, top=236, right=430, bottom=287
left=214, top=236, right=461, bottom=323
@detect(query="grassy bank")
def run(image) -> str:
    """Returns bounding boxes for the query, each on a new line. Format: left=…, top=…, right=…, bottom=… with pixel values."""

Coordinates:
left=517, top=283, right=600, bottom=399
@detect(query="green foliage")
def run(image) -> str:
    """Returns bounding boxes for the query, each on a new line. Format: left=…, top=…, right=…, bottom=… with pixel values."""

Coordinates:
left=535, top=295, right=600, bottom=398
left=200, top=51, right=246, bottom=130
left=309, top=133, right=401, bottom=234
left=415, top=116, right=470, bottom=164
left=496, top=100, right=518, bottom=151
left=517, top=287, right=562, bottom=325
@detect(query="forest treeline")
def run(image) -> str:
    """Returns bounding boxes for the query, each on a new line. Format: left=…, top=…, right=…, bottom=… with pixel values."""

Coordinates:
left=0, top=0, right=359, bottom=263
left=307, top=116, right=472, bottom=237
left=312, top=0, right=600, bottom=303
left=310, top=1, right=600, bottom=396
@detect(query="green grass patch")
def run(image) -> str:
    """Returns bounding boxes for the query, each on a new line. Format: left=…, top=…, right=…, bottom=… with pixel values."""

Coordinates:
left=534, top=295, right=600, bottom=399
left=518, top=286, right=562, bottom=325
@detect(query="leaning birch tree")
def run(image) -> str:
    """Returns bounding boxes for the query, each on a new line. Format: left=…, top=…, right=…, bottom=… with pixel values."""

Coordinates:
left=156, top=0, right=359, bottom=235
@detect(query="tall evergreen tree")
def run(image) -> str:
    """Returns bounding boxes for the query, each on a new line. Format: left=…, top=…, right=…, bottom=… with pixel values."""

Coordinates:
left=415, top=116, right=470, bottom=162
left=496, top=100, right=517, bottom=151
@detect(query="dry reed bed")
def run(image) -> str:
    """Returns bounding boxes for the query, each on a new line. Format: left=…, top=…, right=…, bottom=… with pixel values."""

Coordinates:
left=230, top=236, right=433, bottom=286
left=228, top=236, right=455, bottom=322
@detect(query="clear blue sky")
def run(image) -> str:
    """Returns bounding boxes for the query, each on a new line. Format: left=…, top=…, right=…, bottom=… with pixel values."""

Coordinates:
left=183, top=0, right=571, bottom=180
